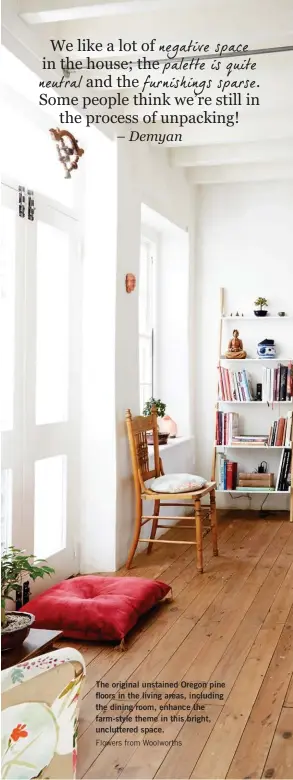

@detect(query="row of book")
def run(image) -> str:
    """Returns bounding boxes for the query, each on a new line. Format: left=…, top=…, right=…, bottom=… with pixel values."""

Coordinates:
left=218, top=457, right=237, bottom=490
left=215, top=412, right=239, bottom=445
left=268, top=412, right=293, bottom=447
left=216, top=412, right=292, bottom=448
left=217, top=454, right=291, bottom=492
left=218, top=363, right=293, bottom=403
left=218, top=367, right=253, bottom=402
left=262, top=364, right=293, bottom=403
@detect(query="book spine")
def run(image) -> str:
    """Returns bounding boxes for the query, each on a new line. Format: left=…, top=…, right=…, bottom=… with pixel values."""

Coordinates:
left=287, top=362, right=293, bottom=400
left=276, top=418, right=285, bottom=447
left=239, top=476, right=274, bottom=486
left=273, top=368, right=278, bottom=401
left=226, top=371, right=233, bottom=401
left=242, top=370, right=250, bottom=401
left=277, top=365, right=281, bottom=401
left=277, top=450, right=286, bottom=490
left=226, top=461, right=233, bottom=490
left=219, top=456, right=225, bottom=489
left=284, top=450, right=292, bottom=490
left=280, top=365, right=288, bottom=402
left=218, top=367, right=224, bottom=401
left=281, top=450, right=290, bottom=491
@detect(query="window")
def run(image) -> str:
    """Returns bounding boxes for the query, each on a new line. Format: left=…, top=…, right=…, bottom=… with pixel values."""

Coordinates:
left=1, top=46, right=78, bottom=208
left=139, top=237, right=156, bottom=412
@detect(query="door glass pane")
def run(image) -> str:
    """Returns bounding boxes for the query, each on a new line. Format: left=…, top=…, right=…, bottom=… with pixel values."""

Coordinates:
left=34, top=455, right=67, bottom=558
left=36, top=221, right=69, bottom=425
left=1, top=470, right=12, bottom=552
left=0, top=206, right=15, bottom=431
left=140, top=384, right=152, bottom=414
left=139, top=336, right=152, bottom=384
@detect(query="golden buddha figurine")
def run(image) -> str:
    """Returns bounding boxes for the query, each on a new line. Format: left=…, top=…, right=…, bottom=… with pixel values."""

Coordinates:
left=225, top=329, right=247, bottom=359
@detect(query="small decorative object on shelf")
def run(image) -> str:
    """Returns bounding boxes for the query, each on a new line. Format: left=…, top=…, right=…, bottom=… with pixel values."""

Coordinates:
left=257, top=339, right=276, bottom=359
left=225, top=329, right=247, bottom=359
left=159, top=415, right=177, bottom=438
left=125, top=273, right=136, bottom=293
left=256, top=383, right=262, bottom=401
left=143, top=397, right=168, bottom=445
left=254, top=297, right=268, bottom=317
left=49, top=128, right=84, bottom=179
left=278, top=311, right=286, bottom=317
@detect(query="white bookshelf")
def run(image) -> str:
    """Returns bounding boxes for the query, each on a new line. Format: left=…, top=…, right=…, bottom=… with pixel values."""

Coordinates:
left=212, top=289, right=293, bottom=519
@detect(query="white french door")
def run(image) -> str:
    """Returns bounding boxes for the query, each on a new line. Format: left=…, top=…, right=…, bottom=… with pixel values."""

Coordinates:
left=1, top=179, right=82, bottom=585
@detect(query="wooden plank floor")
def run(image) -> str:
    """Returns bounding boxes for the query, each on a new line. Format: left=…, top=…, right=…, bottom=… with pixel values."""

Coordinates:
left=63, top=515, right=293, bottom=779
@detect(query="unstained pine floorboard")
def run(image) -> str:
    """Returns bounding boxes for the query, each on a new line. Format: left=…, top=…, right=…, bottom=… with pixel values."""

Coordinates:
left=72, top=515, right=293, bottom=780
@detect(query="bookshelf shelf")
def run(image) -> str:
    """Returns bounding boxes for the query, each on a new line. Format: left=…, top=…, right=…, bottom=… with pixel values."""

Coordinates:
left=219, top=400, right=292, bottom=405
left=220, top=358, right=293, bottom=363
left=212, top=288, right=293, bottom=517
left=216, top=445, right=291, bottom=450
left=216, top=489, right=289, bottom=495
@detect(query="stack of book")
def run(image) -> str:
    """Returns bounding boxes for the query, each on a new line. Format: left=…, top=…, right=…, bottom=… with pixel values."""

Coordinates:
left=262, top=363, right=293, bottom=403
left=216, top=412, right=239, bottom=445
left=276, top=449, right=292, bottom=491
left=218, top=367, right=253, bottom=402
left=237, top=472, right=274, bottom=491
left=218, top=456, right=237, bottom=490
left=268, top=412, right=292, bottom=447
left=230, top=434, right=268, bottom=447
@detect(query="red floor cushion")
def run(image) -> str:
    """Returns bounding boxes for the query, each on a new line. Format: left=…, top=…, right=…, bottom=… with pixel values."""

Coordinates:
left=20, top=576, right=171, bottom=641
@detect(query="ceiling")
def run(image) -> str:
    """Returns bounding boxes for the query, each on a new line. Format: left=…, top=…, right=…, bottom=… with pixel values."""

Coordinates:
left=2, top=0, right=293, bottom=183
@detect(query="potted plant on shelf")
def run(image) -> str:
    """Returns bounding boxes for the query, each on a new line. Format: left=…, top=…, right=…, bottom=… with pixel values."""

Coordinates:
left=254, top=297, right=268, bottom=317
left=1, top=547, right=54, bottom=651
left=143, top=397, right=169, bottom=445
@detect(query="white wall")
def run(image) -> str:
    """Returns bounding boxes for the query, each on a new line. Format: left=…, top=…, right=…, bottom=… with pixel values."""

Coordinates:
left=80, top=131, right=118, bottom=572
left=115, top=142, right=195, bottom=569
left=194, top=180, right=293, bottom=510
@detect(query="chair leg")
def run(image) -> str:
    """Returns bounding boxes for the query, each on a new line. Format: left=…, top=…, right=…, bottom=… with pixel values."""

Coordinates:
left=147, top=500, right=160, bottom=554
left=210, top=488, right=218, bottom=556
left=126, top=498, right=142, bottom=569
left=195, top=498, right=203, bottom=573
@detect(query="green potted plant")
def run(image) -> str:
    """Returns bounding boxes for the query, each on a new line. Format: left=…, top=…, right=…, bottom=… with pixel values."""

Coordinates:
left=143, top=397, right=169, bottom=445
left=254, top=297, right=268, bottom=317
left=1, top=547, right=54, bottom=651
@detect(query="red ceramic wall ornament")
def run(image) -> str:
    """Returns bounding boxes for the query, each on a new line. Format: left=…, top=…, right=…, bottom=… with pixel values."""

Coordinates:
left=125, top=273, right=136, bottom=293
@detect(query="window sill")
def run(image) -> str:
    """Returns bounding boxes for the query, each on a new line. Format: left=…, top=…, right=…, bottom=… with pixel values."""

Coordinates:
left=148, top=435, right=194, bottom=455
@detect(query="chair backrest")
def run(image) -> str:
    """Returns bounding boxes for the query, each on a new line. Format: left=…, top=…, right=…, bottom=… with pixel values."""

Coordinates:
left=126, top=406, right=161, bottom=495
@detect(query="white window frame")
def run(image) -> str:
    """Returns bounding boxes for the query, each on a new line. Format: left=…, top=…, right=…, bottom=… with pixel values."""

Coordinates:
left=139, top=232, right=157, bottom=412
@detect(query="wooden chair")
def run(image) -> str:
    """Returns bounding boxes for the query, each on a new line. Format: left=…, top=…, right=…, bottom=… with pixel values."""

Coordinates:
left=125, top=407, right=218, bottom=572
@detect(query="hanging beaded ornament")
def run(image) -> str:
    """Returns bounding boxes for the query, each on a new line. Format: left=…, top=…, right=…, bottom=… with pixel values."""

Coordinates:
left=50, top=128, right=84, bottom=179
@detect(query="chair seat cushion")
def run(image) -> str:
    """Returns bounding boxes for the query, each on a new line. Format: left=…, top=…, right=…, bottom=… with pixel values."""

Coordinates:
left=150, top=473, right=206, bottom=493
left=19, top=576, right=171, bottom=642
